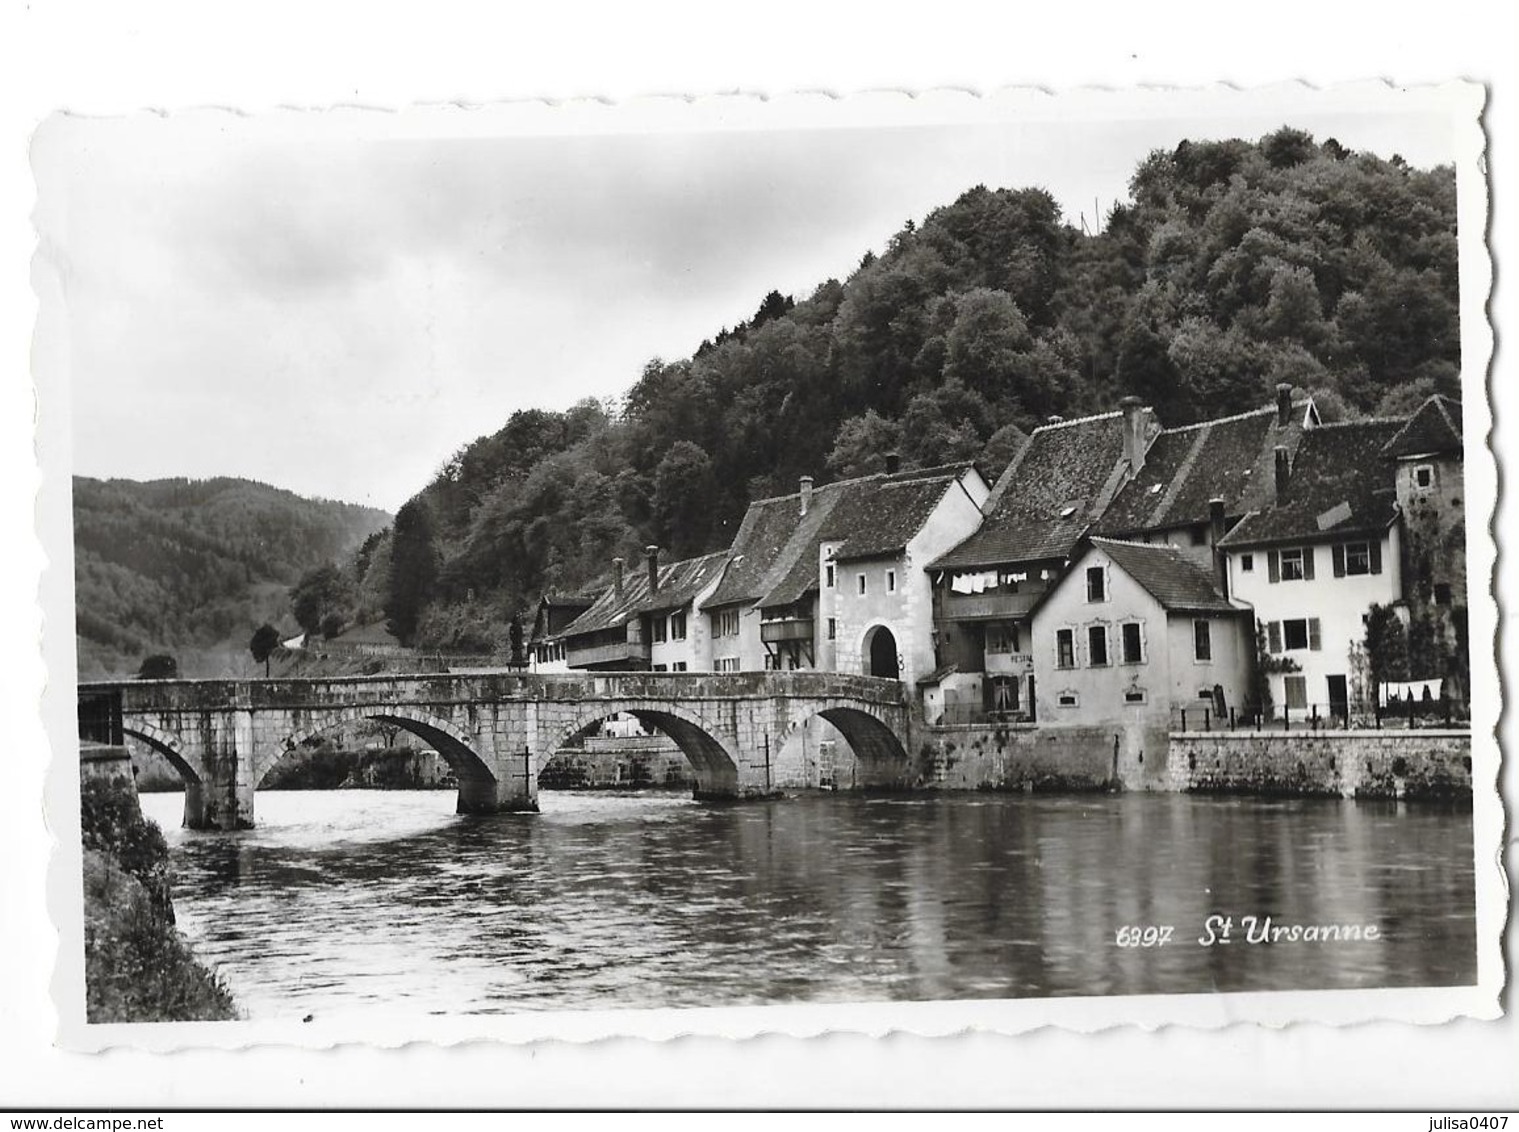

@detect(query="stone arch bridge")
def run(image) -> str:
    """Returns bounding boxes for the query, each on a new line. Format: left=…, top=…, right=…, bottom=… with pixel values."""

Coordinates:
left=77, top=671, right=915, bottom=830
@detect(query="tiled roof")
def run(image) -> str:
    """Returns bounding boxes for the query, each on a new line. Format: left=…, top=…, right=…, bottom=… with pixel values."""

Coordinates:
left=1097, top=402, right=1312, bottom=535
left=705, top=482, right=847, bottom=608
left=1217, top=419, right=1406, bottom=549
left=931, top=410, right=1142, bottom=571
left=1089, top=538, right=1238, bottom=613
left=560, top=551, right=729, bottom=638
left=828, top=473, right=960, bottom=562
left=1382, top=395, right=1462, bottom=459
left=711, top=464, right=972, bottom=608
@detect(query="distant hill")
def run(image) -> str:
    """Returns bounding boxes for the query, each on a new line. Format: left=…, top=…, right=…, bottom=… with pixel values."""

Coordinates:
left=73, top=476, right=391, bottom=679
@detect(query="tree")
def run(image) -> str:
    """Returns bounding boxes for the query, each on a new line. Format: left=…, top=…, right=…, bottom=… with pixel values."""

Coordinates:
left=385, top=499, right=438, bottom=647
left=290, top=563, right=352, bottom=638
left=651, top=440, right=717, bottom=556
left=136, top=654, right=178, bottom=680
left=826, top=410, right=902, bottom=478
left=249, top=624, right=281, bottom=678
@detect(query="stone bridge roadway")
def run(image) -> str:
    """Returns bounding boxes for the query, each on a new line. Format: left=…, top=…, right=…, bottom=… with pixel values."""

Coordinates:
left=79, top=671, right=914, bottom=829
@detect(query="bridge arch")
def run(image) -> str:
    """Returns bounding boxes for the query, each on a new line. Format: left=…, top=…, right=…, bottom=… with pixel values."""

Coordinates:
left=773, top=701, right=914, bottom=791
left=122, top=721, right=204, bottom=787
left=256, top=705, right=496, bottom=792
left=545, top=700, right=742, bottom=798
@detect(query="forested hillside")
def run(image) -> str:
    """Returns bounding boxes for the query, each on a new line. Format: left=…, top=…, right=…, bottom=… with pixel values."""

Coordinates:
left=341, top=128, right=1463, bottom=653
left=74, top=477, right=390, bottom=678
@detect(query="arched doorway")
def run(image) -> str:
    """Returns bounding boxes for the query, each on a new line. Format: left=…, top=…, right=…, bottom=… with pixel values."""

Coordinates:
left=866, top=625, right=900, bottom=679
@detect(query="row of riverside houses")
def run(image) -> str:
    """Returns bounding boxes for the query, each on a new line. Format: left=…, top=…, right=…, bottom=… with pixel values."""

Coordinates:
left=529, top=385, right=1467, bottom=738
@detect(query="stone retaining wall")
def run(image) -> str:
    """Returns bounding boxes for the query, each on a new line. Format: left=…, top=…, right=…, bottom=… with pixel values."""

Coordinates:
left=1167, top=729, right=1472, bottom=798
left=918, top=723, right=1115, bottom=791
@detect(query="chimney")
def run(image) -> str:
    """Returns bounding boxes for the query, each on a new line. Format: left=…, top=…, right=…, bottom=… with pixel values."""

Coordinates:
left=612, top=556, right=625, bottom=598
left=645, top=545, right=660, bottom=595
left=1209, top=497, right=1228, bottom=597
left=1047, top=414, right=1064, bottom=425
left=884, top=452, right=901, bottom=475
left=1119, top=395, right=1147, bottom=474
left=799, top=475, right=814, bottom=516
left=1276, top=382, right=1293, bottom=427
left=1273, top=445, right=1290, bottom=503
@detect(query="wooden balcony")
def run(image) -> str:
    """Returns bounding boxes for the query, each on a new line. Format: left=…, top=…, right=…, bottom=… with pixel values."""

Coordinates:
left=760, top=617, right=814, bottom=644
left=939, top=589, right=1038, bottom=621
left=565, top=639, right=651, bottom=669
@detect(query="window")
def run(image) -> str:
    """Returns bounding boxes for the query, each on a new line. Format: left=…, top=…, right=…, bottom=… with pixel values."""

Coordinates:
left=1241, top=553, right=1254, bottom=573
left=1087, top=625, right=1109, bottom=667
left=652, top=663, right=668, bottom=672
left=1121, top=621, right=1144, bottom=664
left=827, top=617, right=837, bottom=640
left=713, top=609, right=740, bottom=637
left=1278, top=617, right=1321, bottom=652
left=1193, top=619, right=1212, bottom=661
left=1435, top=583, right=1452, bottom=606
left=1332, top=540, right=1382, bottom=577
left=1283, top=675, right=1308, bottom=710
left=1124, top=689, right=1147, bottom=704
left=1057, top=691, right=1080, bottom=708
left=1269, top=546, right=1316, bottom=583
left=825, top=563, right=836, bottom=588
left=670, top=611, right=687, bottom=641
left=1086, top=565, right=1106, bottom=602
left=715, top=657, right=740, bottom=673
left=857, top=574, right=867, bottom=596
left=1414, top=464, right=1434, bottom=490
left=1189, top=525, right=1208, bottom=546
left=987, top=622, right=1021, bottom=655
left=672, top=661, right=688, bottom=672
left=651, top=617, right=667, bottom=644
left=886, top=569, right=896, bottom=593
left=1056, top=629, right=1076, bottom=669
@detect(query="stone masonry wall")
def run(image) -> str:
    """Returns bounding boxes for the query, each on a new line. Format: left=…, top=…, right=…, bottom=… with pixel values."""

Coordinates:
left=1168, top=729, right=1471, bottom=798
left=918, top=723, right=1115, bottom=791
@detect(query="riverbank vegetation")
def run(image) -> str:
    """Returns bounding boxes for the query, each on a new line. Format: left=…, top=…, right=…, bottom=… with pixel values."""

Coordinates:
left=80, top=776, right=238, bottom=1022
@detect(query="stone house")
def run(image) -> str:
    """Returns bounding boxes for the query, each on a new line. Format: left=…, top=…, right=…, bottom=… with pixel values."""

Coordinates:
left=1217, top=416, right=1407, bottom=720
left=927, top=402, right=1159, bottom=722
left=527, top=590, right=598, bottom=672
left=1027, top=536, right=1251, bottom=753
left=1382, top=394, right=1468, bottom=700
left=694, top=462, right=988, bottom=685
left=556, top=547, right=729, bottom=672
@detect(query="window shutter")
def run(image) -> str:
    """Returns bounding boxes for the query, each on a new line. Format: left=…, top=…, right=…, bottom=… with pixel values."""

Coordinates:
left=1267, top=550, right=1280, bottom=583
left=1332, top=545, right=1346, bottom=577
left=1302, top=547, right=1315, bottom=580
left=1267, top=621, right=1282, bottom=653
left=1370, top=541, right=1383, bottom=574
left=1308, top=618, right=1322, bottom=651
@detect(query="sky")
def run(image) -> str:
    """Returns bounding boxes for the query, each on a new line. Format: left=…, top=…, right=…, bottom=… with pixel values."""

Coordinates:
left=39, top=92, right=1464, bottom=513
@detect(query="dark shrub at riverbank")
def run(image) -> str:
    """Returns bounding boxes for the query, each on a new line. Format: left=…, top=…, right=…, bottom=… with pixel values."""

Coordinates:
left=80, top=777, right=238, bottom=1023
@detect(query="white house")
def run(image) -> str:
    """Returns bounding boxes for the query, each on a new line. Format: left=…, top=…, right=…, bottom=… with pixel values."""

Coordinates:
left=1028, top=536, right=1251, bottom=733
left=1218, top=417, right=1407, bottom=720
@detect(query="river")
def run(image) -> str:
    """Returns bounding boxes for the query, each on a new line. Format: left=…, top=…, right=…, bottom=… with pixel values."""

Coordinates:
left=139, top=789, right=1476, bottom=1019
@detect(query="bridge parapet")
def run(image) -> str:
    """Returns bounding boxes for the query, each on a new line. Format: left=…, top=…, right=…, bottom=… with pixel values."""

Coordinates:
left=83, top=670, right=910, bottom=711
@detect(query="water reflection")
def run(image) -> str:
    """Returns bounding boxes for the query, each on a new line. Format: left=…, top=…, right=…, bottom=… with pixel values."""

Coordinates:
left=140, top=790, right=1476, bottom=1019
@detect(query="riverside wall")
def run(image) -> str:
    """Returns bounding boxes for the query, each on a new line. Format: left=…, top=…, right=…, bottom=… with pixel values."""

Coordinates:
left=916, top=723, right=1116, bottom=791
left=1167, top=729, right=1472, bottom=799
left=914, top=722, right=1472, bottom=798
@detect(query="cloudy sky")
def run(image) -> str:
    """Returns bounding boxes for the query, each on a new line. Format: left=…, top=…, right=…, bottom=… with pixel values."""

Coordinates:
left=39, top=91, right=1462, bottom=513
